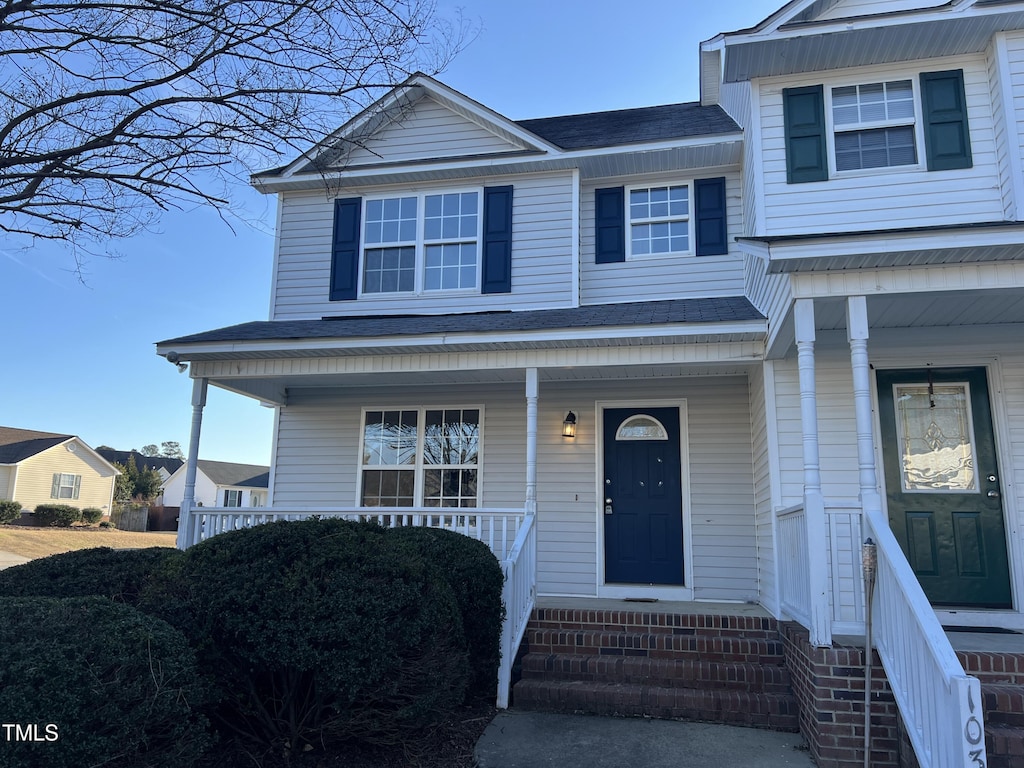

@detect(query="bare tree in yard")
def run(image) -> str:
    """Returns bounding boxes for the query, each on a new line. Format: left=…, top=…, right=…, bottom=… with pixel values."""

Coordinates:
left=0, top=0, right=469, bottom=269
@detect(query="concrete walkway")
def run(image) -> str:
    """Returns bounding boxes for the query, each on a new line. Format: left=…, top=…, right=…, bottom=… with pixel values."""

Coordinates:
left=0, top=550, right=30, bottom=570
left=474, top=711, right=816, bottom=768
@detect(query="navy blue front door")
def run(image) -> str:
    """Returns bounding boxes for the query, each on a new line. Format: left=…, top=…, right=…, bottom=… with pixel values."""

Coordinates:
left=603, top=407, right=684, bottom=585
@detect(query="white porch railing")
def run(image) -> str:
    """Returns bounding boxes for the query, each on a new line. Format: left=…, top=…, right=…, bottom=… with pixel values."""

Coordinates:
left=863, top=507, right=987, bottom=768
left=776, top=503, right=812, bottom=628
left=177, top=504, right=536, bottom=709
left=497, top=514, right=536, bottom=708
left=179, top=505, right=525, bottom=560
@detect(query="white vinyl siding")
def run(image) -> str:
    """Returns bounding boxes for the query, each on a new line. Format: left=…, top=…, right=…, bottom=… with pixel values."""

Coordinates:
left=579, top=171, right=745, bottom=305
left=344, top=97, right=522, bottom=166
left=758, top=56, right=1004, bottom=235
left=748, top=364, right=777, bottom=613
left=271, top=172, right=575, bottom=319
left=1002, top=32, right=1024, bottom=219
left=271, top=375, right=758, bottom=601
left=989, top=35, right=1016, bottom=221
left=720, top=80, right=761, bottom=237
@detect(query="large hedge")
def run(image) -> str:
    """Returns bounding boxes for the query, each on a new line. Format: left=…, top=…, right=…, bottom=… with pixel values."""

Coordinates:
left=0, top=546, right=182, bottom=605
left=143, top=518, right=470, bottom=751
left=388, top=525, right=505, bottom=699
left=0, top=596, right=211, bottom=768
left=33, top=503, right=81, bottom=527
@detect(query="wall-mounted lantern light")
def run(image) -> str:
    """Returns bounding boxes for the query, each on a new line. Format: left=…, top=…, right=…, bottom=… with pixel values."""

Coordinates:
left=562, top=411, right=577, bottom=438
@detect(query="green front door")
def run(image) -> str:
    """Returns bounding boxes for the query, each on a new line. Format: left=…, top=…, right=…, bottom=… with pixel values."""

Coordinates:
left=877, top=368, right=1011, bottom=608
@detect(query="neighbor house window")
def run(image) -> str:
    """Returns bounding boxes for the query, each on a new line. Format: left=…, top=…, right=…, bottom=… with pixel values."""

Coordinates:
left=628, top=184, right=691, bottom=258
left=223, top=489, right=242, bottom=507
left=51, top=473, right=81, bottom=499
left=362, top=191, right=480, bottom=294
left=831, top=80, right=917, bottom=171
left=360, top=408, right=481, bottom=507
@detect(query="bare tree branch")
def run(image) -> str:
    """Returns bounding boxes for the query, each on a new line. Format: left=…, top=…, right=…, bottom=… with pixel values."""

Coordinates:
left=0, top=0, right=473, bottom=266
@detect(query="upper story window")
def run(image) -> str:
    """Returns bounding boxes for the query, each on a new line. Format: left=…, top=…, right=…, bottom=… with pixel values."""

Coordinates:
left=831, top=80, right=917, bottom=171
left=362, top=190, right=480, bottom=295
left=628, top=184, right=691, bottom=258
left=330, top=186, right=512, bottom=302
left=783, top=69, right=971, bottom=184
left=595, top=176, right=726, bottom=264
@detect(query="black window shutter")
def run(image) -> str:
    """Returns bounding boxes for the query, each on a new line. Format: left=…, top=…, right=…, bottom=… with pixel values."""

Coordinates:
left=595, top=186, right=625, bottom=263
left=783, top=85, right=828, bottom=183
left=482, top=185, right=513, bottom=294
left=329, top=197, right=361, bottom=301
left=921, top=70, right=972, bottom=171
left=694, top=177, right=728, bottom=256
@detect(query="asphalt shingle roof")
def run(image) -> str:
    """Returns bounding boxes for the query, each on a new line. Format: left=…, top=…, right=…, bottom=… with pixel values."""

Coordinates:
left=515, top=103, right=741, bottom=150
left=160, top=297, right=763, bottom=347
left=197, top=460, right=270, bottom=489
left=0, top=427, right=72, bottom=464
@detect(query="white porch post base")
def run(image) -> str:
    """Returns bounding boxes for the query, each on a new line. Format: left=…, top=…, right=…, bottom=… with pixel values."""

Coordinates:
left=795, top=300, right=832, bottom=647
left=176, top=377, right=208, bottom=550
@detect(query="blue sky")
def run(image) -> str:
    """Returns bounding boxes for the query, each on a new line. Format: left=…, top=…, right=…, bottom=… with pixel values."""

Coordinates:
left=0, top=1, right=783, bottom=466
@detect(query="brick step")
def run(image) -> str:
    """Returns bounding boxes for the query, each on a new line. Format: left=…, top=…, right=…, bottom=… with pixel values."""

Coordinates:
left=985, top=723, right=1024, bottom=768
left=530, top=608, right=779, bottom=639
left=525, top=627, right=786, bottom=665
left=984, top=684, right=1024, bottom=726
left=512, top=678, right=801, bottom=732
left=958, top=650, right=1024, bottom=685
left=520, top=652, right=792, bottom=694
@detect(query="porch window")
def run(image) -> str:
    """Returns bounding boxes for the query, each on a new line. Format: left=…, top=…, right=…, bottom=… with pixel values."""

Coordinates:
left=360, top=408, right=480, bottom=507
left=362, top=191, right=480, bottom=294
left=627, top=184, right=690, bottom=258
left=831, top=80, right=917, bottom=171
left=223, top=489, right=243, bottom=507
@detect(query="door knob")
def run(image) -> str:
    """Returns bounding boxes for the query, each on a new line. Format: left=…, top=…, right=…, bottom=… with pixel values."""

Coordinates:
left=988, top=490, right=1001, bottom=499
left=604, top=498, right=613, bottom=515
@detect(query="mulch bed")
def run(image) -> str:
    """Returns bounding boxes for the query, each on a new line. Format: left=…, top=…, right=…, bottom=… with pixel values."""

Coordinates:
left=198, top=701, right=496, bottom=767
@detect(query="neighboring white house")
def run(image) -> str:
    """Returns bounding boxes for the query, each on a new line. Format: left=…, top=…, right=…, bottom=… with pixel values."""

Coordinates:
left=155, top=1, right=1024, bottom=764
left=94, top=448, right=183, bottom=506
left=0, top=427, right=119, bottom=514
left=161, top=460, right=269, bottom=509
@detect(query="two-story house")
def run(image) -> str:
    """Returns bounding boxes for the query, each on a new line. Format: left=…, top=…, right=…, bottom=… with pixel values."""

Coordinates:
left=158, top=1, right=1024, bottom=765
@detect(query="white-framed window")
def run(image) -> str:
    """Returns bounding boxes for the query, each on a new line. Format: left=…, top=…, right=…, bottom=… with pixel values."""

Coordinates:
left=830, top=79, right=918, bottom=172
left=359, top=407, right=481, bottom=508
left=627, top=183, right=691, bottom=259
left=51, top=473, right=81, bottom=499
left=223, top=489, right=242, bottom=507
left=362, top=190, right=481, bottom=295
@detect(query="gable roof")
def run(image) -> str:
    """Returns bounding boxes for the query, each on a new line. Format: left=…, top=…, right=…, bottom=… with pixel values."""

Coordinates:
left=196, top=460, right=270, bottom=489
left=95, top=448, right=184, bottom=476
left=0, top=427, right=72, bottom=464
left=515, top=103, right=739, bottom=151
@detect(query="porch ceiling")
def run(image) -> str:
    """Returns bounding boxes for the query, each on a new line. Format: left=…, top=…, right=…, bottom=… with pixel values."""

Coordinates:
left=812, top=288, right=1024, bottom=330
left=205, top=361, right=759, bottom=403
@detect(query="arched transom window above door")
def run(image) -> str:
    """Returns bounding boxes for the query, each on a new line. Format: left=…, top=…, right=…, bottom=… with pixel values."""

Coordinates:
left=614, top=415, right=668, bottom=441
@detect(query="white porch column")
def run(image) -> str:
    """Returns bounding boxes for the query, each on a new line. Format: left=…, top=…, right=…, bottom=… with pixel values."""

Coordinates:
left=795, top=299, right=832, bottom=647
left=847, top=296, right=883, bottom=515
left=525, top=368, right=538, bottom=516
left=176, top=377, right=208, bottom=550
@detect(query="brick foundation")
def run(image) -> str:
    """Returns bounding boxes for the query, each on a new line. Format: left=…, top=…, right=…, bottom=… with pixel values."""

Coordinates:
left=781, top=623, right=904, bottom=768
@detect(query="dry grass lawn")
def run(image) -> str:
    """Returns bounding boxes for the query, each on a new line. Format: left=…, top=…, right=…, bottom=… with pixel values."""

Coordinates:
left=0, top=526, right=177, bottom=560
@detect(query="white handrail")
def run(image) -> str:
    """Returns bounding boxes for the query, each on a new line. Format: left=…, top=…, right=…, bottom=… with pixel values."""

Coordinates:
left=776, top=504, right=812, bottom=627
left=863, top=507, right=987, bottom=768
left=497, top=513, right=537, bottom=709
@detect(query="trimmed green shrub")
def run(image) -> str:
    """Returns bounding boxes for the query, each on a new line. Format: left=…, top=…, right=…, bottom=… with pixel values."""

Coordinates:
left=98, top=520, right=114, bottom=528
left=80, top=507, right=103, bottom=524
left=0, top=546, right=183, bottom=605
left=0, top=499, right=21, bottom=524
left=388, top=525, right=505, bottom=699
left=33, top=503, right=81, bottom=527
left=144, top=518, right=468, bottom=751
left=0, top=596, right=211, bottom=768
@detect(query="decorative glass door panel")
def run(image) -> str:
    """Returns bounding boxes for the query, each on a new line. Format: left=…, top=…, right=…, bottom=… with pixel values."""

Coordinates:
left=893, top=383, right=977, bottom=493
